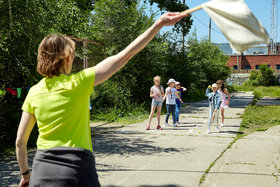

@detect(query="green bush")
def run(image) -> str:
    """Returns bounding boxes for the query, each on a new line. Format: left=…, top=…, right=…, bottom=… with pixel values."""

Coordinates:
left=259, top=64, right=276, bottom=86
left=243, top=64, right=276, bottom=87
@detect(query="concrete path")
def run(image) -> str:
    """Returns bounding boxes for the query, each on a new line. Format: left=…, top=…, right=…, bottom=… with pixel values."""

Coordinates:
left=3, top=91, right=273, bottom=187
left=202, top=125, right=280, bottom=187
left=92, top=92, right=254, bottom=187
left=256, top=97, right=280, bottom=106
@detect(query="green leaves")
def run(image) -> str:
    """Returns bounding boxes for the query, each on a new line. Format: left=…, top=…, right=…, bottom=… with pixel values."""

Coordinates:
left=148, top=0, right=193, bottom=36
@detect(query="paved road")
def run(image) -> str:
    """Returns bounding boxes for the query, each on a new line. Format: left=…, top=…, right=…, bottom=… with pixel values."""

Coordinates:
left=4, top=91, right=278, bottom=187
left=92, top=92, right=254, bottom=187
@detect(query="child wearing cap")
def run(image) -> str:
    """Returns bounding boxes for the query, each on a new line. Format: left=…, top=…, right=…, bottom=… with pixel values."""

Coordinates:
left=146, top=76, right=164, bottom=130
left=206, top=83, right=221, bottom=134
left=163, top=79, right=183, bottom=127
left=175, top=82, right=187, bottom=124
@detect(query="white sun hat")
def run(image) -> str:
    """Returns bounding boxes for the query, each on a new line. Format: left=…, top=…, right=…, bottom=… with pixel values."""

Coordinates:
left=167, top=78, right=176, bottom=85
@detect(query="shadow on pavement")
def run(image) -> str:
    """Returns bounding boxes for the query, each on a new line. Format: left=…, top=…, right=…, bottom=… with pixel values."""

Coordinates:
left=92, top=132, right=195, bottom=156
left=104, top=185, right=184, bottom=187
left=0, top=151, right=35, bottom=186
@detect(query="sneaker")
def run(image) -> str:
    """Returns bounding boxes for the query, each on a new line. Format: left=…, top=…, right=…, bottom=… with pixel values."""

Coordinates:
left=164, top=122, right=169, bottom=127
left=221, top=123, right=224, bottom=127
left=176, top=121, right=180, bottom=125
left=207, top=129, right=210, bottom=134
left=157, top=125, right=163, bottom=130
left=145, top=126, right=150, bottom=130
left=173, top=124, right=177, bottom=127
left=216, top=127, right=221, bottom=132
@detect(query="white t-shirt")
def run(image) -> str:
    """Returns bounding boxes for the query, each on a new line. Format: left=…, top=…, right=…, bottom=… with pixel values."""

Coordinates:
left=165, top=87, right=177, bottom=105
left=150, top=85, right=163, bottom=102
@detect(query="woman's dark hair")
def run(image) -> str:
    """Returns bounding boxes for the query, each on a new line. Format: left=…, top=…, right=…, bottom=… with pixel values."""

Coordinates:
left=216, top=80, right=226, bottom=92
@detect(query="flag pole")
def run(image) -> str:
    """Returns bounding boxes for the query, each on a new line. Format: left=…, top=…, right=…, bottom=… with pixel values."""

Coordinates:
left=180, top=5, right=203, bottom=16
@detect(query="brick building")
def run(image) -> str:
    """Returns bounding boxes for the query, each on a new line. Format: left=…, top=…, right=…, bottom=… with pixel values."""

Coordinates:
left=227, top=54, right=280, bottom=70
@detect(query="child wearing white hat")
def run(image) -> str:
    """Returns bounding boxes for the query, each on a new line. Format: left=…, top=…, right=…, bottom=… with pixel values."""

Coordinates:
left=163, top=79, right=183, bottom=127
left=206, top=83, right=221, bottom=134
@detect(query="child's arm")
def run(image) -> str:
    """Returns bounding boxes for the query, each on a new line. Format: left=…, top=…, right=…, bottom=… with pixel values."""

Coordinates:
left=206, top=87, right=211, bottom=97
left=162, top=89, right=168, bottom=102
left=175, top=91, right=183, bottom=103
left=216, top=94, right=222, bottom=110
left=150, top=91, right=155, bottom=98
left=224, top=88, right=230, bottom=105
left=161, top=87, right=164, bottom=97
left=94, top=13, right=185, bottom=86
left=182, top=87, right=187, bottom=92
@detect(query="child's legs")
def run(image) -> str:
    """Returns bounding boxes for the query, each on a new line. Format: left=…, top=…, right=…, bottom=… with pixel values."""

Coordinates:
left=148, top=104, right=157, bottom=126
left=170, top=105, right=176, bottom=125
left=165, top=104, right=171, bottom=123
left=220, top=108, right=225, bottom=123
left=208, top=108, right=214, bottom=130
left=215, top=109, right=219, bottom=127
left=156, top=105, right=162, bottom=125
left=175, top=102, right=182, bottom=122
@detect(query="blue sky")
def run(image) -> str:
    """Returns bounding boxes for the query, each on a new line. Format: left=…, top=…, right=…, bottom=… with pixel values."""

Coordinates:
left=143, top=0, right=277, bottom=44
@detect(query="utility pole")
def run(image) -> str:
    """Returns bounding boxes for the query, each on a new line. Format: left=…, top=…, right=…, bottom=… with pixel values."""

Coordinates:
left=270, top=0, right=278, bottom=54
left=182, top=0, right=185, bottom=54
left=209, top=18, right=211, bottom=42
left=83, top=38, right=88, bottom=69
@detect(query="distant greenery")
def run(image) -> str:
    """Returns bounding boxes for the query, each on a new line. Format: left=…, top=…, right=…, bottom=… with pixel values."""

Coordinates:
left=253, top=86, right=280, bottom=98
left=243, top=64, right=277, bottom=87
left=232, top=86, right=280, bottom=98
left=90, top=1, right=230, bottom=121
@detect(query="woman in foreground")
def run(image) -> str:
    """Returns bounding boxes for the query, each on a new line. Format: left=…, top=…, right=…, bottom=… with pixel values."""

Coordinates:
left=16, top=12, right=186, bottom=187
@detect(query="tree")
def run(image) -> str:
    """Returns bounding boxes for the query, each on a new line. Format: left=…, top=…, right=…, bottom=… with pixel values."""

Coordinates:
left=0, top=0, right=95, bottom=150
left=259, top=64, right=276, bottom=86
left=147, top=0, right=192, bottom=37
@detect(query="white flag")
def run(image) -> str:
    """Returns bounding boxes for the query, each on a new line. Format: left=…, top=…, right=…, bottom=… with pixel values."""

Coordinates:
left=201, top=0, right=269, bottom=52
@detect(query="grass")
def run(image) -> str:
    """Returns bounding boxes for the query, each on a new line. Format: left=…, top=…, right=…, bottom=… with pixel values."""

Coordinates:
left=253, top=86, right=280, bottom=98
left=225, top=162, right=255, bottom=166
left=239, top=105, right=280, bottom=135
left=91, top=106, right=149, bottom=124
left=233, top=85, right=280, bottom=98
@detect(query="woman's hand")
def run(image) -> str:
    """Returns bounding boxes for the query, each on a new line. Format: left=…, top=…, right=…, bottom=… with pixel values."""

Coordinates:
left=19, top=173, right=30, bottom=187
left=156, top=12, right=186, bottom=27
left=226, top=100, right=230, bottom=105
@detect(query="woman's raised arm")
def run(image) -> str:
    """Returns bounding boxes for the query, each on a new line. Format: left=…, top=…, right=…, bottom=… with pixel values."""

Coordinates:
left=94, top=12, right=186, bottom=86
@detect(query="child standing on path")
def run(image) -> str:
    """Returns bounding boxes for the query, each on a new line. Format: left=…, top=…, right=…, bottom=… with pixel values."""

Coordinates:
left=206, top=83, right=221, bottom=134
left=163, top=79, right=183, bottom=127
left=175, top=82, right=187, bottom=124
left=147, top=76, right=164, bottom=130
left=217, top=80, right=230, bottom=127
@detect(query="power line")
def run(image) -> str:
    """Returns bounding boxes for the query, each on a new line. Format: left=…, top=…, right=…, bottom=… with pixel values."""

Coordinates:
left=192, top=14, right=222, bottom=35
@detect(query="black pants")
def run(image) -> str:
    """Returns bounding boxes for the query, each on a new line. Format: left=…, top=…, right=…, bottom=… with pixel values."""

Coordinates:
left=30, top=147, right=101, bottom=187
left=165, top=104, right=176, bottom=125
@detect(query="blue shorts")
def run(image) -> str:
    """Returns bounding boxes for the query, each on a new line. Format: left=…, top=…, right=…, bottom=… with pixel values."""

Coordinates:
left=152, top=100, right=163, bottom=106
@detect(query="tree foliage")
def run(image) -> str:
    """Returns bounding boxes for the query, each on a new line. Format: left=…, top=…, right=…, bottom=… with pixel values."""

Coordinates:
left=0, top=0, right=94, bottom=150
left=147, top=0, right=193, bottom=36
left=244, top=64, right=276, bottom=86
